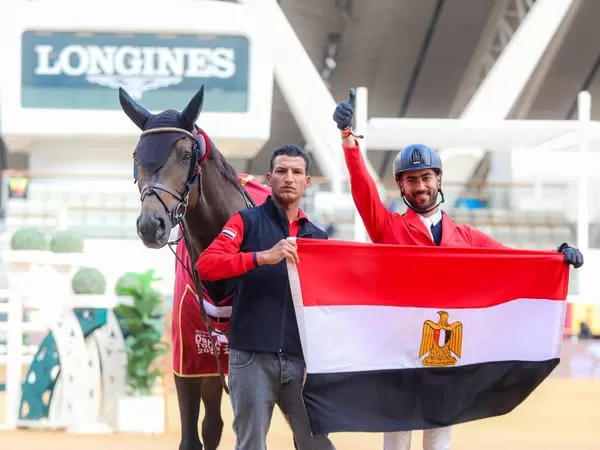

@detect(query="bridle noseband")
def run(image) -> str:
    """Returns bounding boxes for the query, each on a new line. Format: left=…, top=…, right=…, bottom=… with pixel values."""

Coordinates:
left=141, top=183, right=190, bottom=228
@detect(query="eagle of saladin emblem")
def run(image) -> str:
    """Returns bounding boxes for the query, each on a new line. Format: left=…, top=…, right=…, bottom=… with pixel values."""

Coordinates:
left=419, top=311, right=463, bottom=367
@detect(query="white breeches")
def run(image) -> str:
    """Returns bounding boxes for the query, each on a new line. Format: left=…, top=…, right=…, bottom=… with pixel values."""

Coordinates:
left=383, top=427, right=452, bottom=450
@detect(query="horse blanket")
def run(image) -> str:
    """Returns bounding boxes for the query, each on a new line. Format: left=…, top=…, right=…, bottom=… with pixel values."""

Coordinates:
left=172, top=173, right=271, bottom=377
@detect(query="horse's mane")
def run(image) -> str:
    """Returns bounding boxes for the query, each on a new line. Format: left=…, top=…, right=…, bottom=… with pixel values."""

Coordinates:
left=197, top=128, right=244, bottom=193
left=190, top=130, right=248, bottom=302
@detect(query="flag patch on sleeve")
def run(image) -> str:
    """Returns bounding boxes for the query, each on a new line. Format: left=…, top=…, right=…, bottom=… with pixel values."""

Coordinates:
left=221, top=228, right=237, bottom=239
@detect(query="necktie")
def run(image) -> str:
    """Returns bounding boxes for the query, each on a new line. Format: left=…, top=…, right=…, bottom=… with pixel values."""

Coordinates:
left=430, top=221, right=442, bottom=246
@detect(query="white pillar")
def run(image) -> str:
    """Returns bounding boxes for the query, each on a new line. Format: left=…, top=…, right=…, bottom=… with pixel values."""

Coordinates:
left=576, top=91, right=590, bottom=297
left=353, top=87, right=369, bottom=243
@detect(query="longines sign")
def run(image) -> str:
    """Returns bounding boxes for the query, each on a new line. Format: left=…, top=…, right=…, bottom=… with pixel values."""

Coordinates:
left=21, top=31, right=250, bottom=112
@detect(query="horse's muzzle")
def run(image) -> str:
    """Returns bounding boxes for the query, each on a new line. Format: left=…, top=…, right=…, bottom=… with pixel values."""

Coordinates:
left=137, top=212, right=169, bottom=248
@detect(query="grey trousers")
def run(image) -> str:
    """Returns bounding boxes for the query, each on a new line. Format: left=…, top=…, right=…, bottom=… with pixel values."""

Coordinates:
left=383, top=428, right=452, bottom=450
left=228, top=348, right=336, bottom=450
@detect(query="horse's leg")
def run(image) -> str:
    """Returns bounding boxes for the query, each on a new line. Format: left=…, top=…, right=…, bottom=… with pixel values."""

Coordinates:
left=199, top=376, right=224, bottom=450
left=174, top=375, right=204, bottom=450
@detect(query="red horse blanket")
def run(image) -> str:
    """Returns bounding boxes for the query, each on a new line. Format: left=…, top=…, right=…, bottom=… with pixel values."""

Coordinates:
left=172, top=174, right=270, bottom=376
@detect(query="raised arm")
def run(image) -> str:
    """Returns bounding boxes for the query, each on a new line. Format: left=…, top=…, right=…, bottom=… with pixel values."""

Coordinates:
left=333, top=90, right=391, bottom=243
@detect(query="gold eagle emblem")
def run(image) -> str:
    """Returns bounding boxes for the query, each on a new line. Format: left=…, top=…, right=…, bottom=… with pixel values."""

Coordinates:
left=419, top=311, right=463, bottom=367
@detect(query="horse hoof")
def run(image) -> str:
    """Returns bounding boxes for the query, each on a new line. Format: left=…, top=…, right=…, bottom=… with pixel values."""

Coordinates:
left=179, top=441, right=203, bottom=450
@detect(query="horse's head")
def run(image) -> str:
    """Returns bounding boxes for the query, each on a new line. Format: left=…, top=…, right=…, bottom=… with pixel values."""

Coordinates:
left=119, top=85, right=208, bottom=249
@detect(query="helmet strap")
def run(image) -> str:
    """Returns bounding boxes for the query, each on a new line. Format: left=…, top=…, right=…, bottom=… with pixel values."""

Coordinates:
left=401, top=188, right=445, bottom=215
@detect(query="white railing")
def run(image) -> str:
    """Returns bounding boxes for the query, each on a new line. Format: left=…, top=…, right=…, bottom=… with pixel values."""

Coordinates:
left=0, top=243, right=135, bottom=431
left=0, top=284, right=125, bottom=430
left=0, top=291, right=122, bottom=364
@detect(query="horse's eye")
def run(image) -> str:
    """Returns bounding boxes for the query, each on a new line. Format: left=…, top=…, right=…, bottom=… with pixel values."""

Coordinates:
left=182, top=153, right=191, bottom=161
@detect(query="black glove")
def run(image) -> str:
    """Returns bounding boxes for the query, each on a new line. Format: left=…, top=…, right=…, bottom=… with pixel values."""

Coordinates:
left=557, top=242, right=584, bottom=268
left=333, top=88, right=355, bottom=131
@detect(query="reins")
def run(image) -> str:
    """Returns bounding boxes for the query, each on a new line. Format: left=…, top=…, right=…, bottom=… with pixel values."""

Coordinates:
left=137, top=126, right=255, bottom=395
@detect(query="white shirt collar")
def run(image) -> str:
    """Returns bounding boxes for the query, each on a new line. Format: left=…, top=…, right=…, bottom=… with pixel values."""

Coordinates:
left=418, top=208, right=442, bottom=228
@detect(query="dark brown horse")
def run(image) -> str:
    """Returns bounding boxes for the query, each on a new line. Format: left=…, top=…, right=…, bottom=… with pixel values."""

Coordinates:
left=118, top=85, right=253, bottom=450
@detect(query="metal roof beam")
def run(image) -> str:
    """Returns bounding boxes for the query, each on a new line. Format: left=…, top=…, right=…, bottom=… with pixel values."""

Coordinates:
left=438, top=0, right=576, bottom=206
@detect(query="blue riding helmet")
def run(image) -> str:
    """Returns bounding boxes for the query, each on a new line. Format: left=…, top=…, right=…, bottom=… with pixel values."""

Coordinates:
left=393, top=144, right=442, bottom=179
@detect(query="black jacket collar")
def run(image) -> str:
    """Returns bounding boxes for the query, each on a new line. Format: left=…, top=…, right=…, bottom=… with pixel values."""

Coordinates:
left=263, top=196, right=308, bottom=226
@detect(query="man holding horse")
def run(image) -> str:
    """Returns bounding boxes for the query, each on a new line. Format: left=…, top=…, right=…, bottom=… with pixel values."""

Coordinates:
left=332, top=89, right=584, bottom=450
left=197, top=144, right=336, bottom=450
left=170, top=173, right=271, bottom=450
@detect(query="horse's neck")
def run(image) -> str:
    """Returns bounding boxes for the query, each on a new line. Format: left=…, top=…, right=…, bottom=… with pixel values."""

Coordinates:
left=183, top=157, right=248, bottom=302
left=184, top=157, right=248, bottom=254
left=184, top=211, right=223, bottom=258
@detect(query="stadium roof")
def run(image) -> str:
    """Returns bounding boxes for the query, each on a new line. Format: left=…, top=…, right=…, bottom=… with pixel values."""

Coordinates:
left=249, top=0, right=600, bottom=178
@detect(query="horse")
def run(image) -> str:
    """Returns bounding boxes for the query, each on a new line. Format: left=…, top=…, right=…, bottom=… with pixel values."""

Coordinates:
left=118, top=84, right=259, bottom=450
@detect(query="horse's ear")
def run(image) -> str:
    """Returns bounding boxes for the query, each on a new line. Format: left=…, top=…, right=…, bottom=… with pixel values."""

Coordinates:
left=180, top=85, right=205, bottom=131
left=119, top=87, right=152, bottom=130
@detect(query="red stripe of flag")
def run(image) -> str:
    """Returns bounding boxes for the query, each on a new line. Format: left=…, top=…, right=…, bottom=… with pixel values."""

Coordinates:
left=294, top=239, right=569, bottom=309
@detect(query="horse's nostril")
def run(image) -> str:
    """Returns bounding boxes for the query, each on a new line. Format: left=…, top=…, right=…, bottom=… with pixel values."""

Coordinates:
left=156, top=215, right=166, bottom=230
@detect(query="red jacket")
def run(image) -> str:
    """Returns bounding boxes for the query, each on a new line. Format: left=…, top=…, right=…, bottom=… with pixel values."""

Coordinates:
left=343, top=142, right=507, bottom=249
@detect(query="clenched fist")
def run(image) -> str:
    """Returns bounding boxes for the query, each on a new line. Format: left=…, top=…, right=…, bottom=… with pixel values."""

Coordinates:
left=257, top=239, right=299, bottom=265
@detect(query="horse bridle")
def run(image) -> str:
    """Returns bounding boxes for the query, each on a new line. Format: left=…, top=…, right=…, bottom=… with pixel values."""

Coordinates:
left=134, top=126, right=254, bottom=395
left=135, top=127, right=203, bottom=229
left=136, top=127, right=254, bottom=227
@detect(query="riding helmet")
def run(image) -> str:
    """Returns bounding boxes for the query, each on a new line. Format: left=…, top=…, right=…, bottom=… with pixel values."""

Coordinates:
left=393, top=144, right=442, bottom=179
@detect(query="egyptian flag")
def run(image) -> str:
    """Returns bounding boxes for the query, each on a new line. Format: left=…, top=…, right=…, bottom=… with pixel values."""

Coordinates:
left=286, top=239, right=569, bottom=435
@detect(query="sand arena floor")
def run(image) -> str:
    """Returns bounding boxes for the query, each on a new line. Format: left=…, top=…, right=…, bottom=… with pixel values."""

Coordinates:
left=1, top=378, right=599, bottom=450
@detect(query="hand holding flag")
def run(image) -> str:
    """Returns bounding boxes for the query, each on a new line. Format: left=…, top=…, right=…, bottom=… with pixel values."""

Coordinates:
left=257, top=238, right=299, bottom=265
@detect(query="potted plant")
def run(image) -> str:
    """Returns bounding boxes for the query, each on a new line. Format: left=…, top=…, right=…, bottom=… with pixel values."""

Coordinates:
left=71, top=267, right=107, bottom=295
left=49, top=229, right=86, bottom=273
left=113, top=269, right=169, bottom=434
left=7, top=226, right=49, bottom=270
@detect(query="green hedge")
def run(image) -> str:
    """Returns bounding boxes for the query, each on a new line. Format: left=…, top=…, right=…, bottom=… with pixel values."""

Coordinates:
left=49, top=230, right=85, bottom=253
left=10, top=227, right=48, bottom=251
left=71, top=267, right=106, bottom=295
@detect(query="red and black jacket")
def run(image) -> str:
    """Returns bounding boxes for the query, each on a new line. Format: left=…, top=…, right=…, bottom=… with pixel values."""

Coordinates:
left=197, top=196, right=328, bottom=357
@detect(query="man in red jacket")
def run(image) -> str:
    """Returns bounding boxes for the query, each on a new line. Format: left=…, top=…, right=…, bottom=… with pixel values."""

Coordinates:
left=333, top=89, right=583, bottom=450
